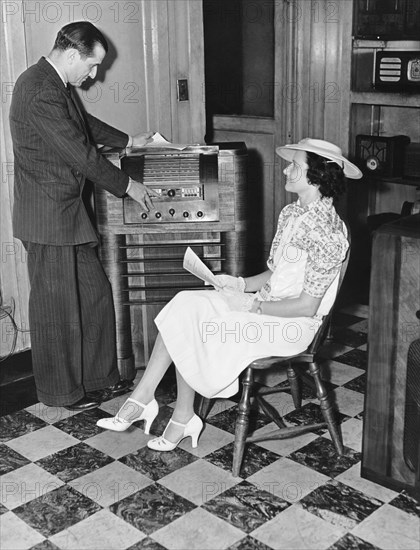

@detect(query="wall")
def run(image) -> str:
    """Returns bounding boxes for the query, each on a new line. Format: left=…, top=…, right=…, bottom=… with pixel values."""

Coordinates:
left=18, top=0, right=205, bottom=141
left=1, top=6, right=31, bottom=357
left=1, top=0, right=206, bottom=356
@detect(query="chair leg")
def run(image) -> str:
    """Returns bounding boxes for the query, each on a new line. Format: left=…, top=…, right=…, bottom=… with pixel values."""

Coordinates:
left=197, top=396, right=213, bottom=419
left=308, top=361, right=344, bottom=456
left=232, top=367, right=254, bottom=477
left=286, top=362, right=301, bottom=409
left=325, top=319, right=333, bottom=341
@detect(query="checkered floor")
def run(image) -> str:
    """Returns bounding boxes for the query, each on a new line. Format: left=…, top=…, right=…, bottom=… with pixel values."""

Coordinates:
left=1, top=306, right=419, bottom=550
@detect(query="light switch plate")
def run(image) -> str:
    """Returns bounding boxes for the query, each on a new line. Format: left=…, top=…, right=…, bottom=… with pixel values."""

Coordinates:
left=177, top=79, right=189, bottom=101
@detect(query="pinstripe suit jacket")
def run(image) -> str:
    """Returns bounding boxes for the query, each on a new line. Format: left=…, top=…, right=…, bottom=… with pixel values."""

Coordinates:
left=10, top=57, right=129, bottom=245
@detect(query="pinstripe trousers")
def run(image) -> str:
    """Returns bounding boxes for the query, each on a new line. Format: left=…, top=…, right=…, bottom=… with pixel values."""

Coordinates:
left=23, top=242, right=120, bottom=406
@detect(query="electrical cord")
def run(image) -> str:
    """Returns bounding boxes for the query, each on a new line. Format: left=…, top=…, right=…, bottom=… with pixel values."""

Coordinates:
left=0, top=298, right=31, bottom=363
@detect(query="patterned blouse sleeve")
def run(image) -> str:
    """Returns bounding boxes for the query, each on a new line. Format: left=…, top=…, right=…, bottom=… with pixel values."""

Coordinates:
left=303, top=228, right=349, bottom=298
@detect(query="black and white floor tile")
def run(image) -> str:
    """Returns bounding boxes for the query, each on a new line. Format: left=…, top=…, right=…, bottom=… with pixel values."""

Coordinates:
left=1, top=307, right=419, bottom=550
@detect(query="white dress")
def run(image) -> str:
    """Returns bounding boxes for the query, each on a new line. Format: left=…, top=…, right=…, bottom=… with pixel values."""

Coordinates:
left=155, top=197, right=348, bottom=399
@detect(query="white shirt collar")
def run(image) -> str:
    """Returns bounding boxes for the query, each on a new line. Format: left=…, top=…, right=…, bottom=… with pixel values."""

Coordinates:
left=45, top=56, right=67, bottom=86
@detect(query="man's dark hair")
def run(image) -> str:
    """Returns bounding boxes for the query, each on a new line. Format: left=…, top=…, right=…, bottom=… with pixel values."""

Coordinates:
left=306, top=152, right=346, bottom=200
left=53, top=21, right=108, bottom=58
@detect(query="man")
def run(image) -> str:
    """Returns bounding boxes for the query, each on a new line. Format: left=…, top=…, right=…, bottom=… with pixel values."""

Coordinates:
left=10, top=21, right=156, bottom=411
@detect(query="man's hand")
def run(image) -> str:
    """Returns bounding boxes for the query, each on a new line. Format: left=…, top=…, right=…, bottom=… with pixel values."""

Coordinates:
left=131, top=132, right=154, bottom=148
left=127, top=180, right=159, bottom=211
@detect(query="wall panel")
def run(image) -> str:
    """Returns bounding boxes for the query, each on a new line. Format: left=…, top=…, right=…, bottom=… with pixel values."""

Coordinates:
left=288, top=0, right=352, bottom=155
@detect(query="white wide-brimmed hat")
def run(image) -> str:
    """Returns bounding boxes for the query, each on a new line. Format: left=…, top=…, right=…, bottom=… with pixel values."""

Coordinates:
left=276, top=138, right=362, bottom=179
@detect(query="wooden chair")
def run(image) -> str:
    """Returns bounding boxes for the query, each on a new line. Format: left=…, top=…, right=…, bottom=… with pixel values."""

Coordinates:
left=198, top=240, right=350, bottom=477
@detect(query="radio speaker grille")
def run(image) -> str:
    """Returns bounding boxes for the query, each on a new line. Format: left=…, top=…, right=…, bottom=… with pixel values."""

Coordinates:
left=143, top=155, right=200, bottom=185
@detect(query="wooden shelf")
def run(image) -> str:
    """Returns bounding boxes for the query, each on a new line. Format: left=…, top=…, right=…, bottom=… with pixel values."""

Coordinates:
left=348, top=2, right=420, bottom=247
left=350, top=92, right=420, bottom=108
left=352, top=39, right=420, bottom=50
left=364, top=176, right=420, bottom=187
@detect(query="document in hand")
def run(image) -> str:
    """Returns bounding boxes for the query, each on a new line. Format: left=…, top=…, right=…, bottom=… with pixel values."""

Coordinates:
left=183, top=247, right=221, bottom=288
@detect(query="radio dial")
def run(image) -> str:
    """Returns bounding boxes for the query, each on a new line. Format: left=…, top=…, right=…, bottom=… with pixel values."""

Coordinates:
left=366, top=156, right=380, bottom=171
left=183, top=211, right=189, bottom=218
left=155, top=212, right=162, bottom=219
left=167, top=189, right=176, bottom=197
left=197, top=211, right=204, bottom=218
left=141, top=213, right=148, bottom=219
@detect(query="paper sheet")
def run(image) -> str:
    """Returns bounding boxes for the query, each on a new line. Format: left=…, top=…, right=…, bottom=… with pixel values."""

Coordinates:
left=145, top=132, right=189, bottom=150
left=183, top=247, right=220, bottom=288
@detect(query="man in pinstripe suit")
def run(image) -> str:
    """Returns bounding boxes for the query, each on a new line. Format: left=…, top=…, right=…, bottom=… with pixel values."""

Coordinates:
left=10, top=21, right=155, bottom=410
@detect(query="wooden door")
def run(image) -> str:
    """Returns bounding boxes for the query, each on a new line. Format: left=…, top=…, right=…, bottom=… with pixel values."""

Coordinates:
left=203, top=0, right=284, bottom=272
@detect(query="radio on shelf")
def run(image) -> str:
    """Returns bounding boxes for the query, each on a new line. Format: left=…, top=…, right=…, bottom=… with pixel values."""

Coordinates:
left=374, top=51, right=420, bottom=92
left=355, top=134, right=411, bottom=177
left=353, top=0, right=420, bottom=40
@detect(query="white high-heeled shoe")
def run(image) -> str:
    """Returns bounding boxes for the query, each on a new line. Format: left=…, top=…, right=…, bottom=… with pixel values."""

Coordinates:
left=147, top=414, right=203, bottom=451
left=96, top=397, right=158, bottom=434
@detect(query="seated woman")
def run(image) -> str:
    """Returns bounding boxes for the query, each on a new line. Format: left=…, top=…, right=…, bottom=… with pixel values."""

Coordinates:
left=97, top=138, right=362, bottom=450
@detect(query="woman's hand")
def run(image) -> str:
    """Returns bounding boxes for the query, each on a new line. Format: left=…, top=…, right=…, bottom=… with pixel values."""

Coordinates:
left=241, top=270, right=272, bottom=293
left=220, top=289, right=256, bottom=311
left=213, top=274, right=246, bottom=292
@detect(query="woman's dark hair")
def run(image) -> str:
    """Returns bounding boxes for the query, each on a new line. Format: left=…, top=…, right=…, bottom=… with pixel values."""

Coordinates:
left=53, top=21, right=108, bottom=58
left=306, top=151, right=346, bottom=199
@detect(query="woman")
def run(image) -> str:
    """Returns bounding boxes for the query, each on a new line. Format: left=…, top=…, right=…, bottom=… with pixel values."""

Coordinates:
left=97, top=138, right=362, bottom=450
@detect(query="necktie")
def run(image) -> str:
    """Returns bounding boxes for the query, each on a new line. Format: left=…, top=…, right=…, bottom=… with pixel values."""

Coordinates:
left=66, top=84, right=87, bottom=134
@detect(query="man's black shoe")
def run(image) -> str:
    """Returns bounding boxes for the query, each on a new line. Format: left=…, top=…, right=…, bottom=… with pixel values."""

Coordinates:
left=87, top=379, right=132, bottom=402
left=108, top=379, right=133, bottom=396
left=64, top=396, right=101, bottom=411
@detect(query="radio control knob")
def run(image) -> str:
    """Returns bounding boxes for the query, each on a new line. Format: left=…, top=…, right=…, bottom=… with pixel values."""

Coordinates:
left=169, top=208, right=175, bottom=216
left=141, top=213, right=148, bottom=219
left=197, top=211, right=204, bottom=218
left=167, top=189, right=176, bottom=197
left=183, top=211, right=189, bottom=218
left=155, top=212, right=162, bottom=219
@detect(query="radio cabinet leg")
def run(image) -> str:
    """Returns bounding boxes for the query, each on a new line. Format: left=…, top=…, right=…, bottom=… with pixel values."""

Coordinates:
left=99, top=234, right=135, bottom=381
